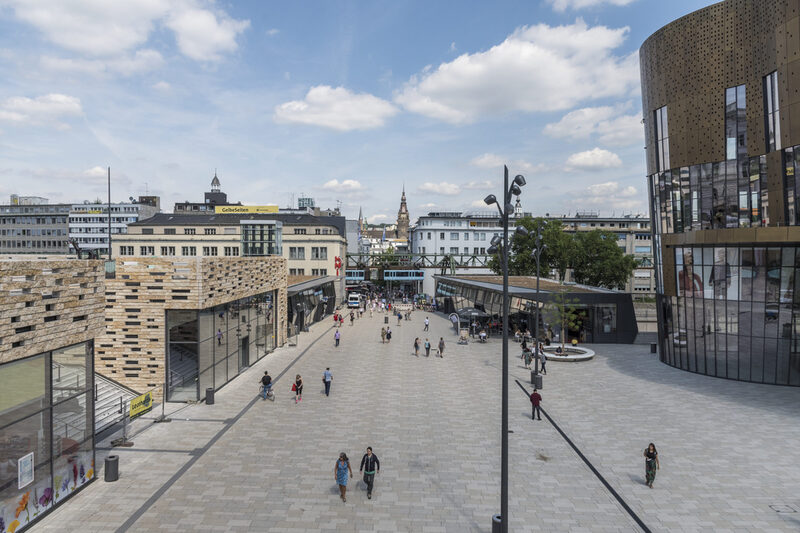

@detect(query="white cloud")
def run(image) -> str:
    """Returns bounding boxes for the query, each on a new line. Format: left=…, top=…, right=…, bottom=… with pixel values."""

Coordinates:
left=274, top=86, right=399, bottom=131
left=395, top=19, right=639, bottom=124
left=83, top=166, right=107, bottom=178
left=547, top=0, right=637, bottom=12
left=266, top=28, right=280, bottom=36
left=450, top=42, right=457, bottom=52
left=462, top=180, right=495, bottom=190
left=322, top=179, right=364, bottom=191
left=165, top=4, right=250, bottom=62
left=420, top=203, right=437, bottom=208
left=543, top=105, right=643, bottom=146
left=469, top=153, right=546, bottom=174
left=565, top=148, right=622, bottom=170
left=152, top=81, right=171, bottom=91
left=418, top=182, right=460, bottom=196
left=470, top=200, right=488, bottom=208
left=41, top=49, right=164, bottom=76
left=0, top=93, right=82, bottom=129
left=582, top=181, right=641, bottom=210
left=368, top=214, right=389, bottom=223
left=4, top=0, right=248, bottom=63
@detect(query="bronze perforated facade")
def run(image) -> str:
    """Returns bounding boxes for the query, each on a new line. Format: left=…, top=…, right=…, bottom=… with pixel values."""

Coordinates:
left=641, top=0, right=800, bottom=385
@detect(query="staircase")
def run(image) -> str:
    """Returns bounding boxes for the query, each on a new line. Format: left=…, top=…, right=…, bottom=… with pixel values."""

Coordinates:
left=94, top=373, right=137, bottom=434
left=168, top=345, right=199, bottom=390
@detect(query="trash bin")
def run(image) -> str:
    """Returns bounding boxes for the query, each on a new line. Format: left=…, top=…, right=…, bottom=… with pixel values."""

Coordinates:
left=384, top=316, right=388, bottom=324
left=205, top=387, right=215, bottom=405
left=104, top=455, right=119, bottom=482
left=650, top=343, right=657, bottom=354
left=492, top=514, right=502, bottom=533
left=533, top=374, right=543, bottom=389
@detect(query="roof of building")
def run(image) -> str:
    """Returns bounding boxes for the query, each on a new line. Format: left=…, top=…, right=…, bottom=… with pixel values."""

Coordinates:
left=131, top=212, right=347, bottom=236
left=437, top=274, right=618, bottom=295
left=287, top=275, right=337, bottom=295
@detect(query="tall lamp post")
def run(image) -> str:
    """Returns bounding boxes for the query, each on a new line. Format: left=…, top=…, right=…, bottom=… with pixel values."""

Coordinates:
left=532, top=226, right=545, bottom=375
left=485, top=165, right=527, bottom=533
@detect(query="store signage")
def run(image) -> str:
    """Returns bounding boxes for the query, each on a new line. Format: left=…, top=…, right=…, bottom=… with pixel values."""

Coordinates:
left=129, top=391, right=153, bottom=420
left=18, top=452, right=34, bottom=489
left=215, top=205, right=279, bottom=214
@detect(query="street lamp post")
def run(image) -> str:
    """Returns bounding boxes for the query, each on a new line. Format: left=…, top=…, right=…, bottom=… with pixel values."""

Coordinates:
left=485, top=165, right=526, bottom=533
left=532, top=227, right=545, bottom=375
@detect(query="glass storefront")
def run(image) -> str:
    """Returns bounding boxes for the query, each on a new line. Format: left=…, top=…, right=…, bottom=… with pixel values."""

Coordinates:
left=288, top=281, right=336, bottom=333
left=166, top=290, right=277, bottom=402
left=0, top=341, right=94, bottom=532
left=658, top=245, right=800, bottom=384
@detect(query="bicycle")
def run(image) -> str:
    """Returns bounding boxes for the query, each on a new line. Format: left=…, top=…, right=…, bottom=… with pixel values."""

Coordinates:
left=260, top=384, right=275, bottom=401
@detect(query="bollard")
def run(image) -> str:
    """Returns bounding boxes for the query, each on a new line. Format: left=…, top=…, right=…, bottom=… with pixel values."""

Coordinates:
left=534, top=374, right=543, bottom=390
left=104, top=455, right=119, bottom=482
left=205, top=387, right=215, bottom=405
left=384, top=316, right=388, bottom=324
left=650, top=343, right=657, bottom=354
left=492, top=514, right=502, bottom=533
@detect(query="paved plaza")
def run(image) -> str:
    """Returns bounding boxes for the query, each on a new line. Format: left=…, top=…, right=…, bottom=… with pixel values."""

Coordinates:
left=35, top=311, right=800, bottom=532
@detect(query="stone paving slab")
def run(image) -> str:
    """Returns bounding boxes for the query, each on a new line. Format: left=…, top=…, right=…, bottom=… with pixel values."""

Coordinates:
left=33, top=310, right=800, bottom=532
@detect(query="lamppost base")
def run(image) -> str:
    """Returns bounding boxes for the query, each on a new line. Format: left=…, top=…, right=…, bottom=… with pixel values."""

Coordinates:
left=492, top=514, right=502, bottom=533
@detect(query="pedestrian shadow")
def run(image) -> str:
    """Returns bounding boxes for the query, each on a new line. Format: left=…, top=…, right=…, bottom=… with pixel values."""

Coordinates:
left=627, top=473, right=645, bottom=486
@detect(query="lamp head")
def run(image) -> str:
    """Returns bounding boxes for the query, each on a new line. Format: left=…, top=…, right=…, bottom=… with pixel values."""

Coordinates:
left=484, top=194, right=497, bottom=206
left=504, top=202, right=514, bottom=214
left=509, top=184, right=522, bottom=197
left=515, top=225, right=529, bottom=236
left=487, top=245, right=498, bottom=254
left=513, top=174, right=526, bottom=187
left=490, top=235, right=502, bottom=246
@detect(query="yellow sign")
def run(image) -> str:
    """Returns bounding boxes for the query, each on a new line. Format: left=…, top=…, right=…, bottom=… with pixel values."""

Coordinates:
left=72, top=209, right=104, bottom=214
left=215, top=205, right=279, bottom=214
left=129, top=391, right=153, bottom=420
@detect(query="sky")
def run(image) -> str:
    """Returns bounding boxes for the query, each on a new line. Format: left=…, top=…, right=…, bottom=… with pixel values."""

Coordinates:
left=0, top=0, right=714, bottom=224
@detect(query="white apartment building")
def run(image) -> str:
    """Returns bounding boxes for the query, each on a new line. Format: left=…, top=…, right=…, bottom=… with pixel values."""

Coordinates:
left=69, top=201, right=159, bottom=252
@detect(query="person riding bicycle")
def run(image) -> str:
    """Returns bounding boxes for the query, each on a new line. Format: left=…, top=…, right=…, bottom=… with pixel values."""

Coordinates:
left=260, top=371, right=273, bottom=399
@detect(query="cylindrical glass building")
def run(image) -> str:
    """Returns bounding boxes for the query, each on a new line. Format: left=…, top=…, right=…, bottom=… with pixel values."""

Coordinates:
left=641, top=0, right=800, bottom=385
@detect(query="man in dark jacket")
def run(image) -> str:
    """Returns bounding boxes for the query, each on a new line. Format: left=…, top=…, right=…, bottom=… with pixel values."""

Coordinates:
left=359, top=447, right=380, bottom=499
left=530, top=389, right=542, bottom=420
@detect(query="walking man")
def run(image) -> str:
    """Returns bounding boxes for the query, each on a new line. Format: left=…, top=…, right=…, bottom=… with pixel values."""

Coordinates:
left=350, top=311, right=355, bottom=326
left=386, top=327, right=392, bottom=343
left=540, top=348, right=547, bottom=375
left=216, top=328, right=223, bottom=345
left=424, top=338, right=431, bottom=356
left=424, top=317, right=429, bottom=331
left=530, top=388, right=542, bottom=420
left=323, top=367, right=333, bottom=396
left=359, top=447, right=380, bottom=499
left=381, top=327, right=387, bottom=344
left=437, top=337, right=445, bottom=358
left=335, top=329, right=341, bottom=347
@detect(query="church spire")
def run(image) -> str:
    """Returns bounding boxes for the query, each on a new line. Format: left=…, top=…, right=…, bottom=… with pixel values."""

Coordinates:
left=397, top=186, right=409, bottom=240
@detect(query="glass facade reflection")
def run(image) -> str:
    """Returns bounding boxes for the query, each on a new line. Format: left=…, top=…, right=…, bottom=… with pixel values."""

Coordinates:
left=166, top=291, right=277, bottom=401
left=0, top=341, right=95, bottom=532
left=288, top=281, right=336, bottom=332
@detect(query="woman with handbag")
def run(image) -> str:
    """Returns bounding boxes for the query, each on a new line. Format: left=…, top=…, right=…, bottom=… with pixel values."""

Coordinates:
left=293, top=374, right=303, bottom=404
left=334, top=452, right=353, bottom=502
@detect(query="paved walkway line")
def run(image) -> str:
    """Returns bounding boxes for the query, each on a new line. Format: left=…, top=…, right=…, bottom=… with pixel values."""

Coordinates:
left=514, top=379, right=652, bottom=533
left=114, top=325, right=333, bottom=533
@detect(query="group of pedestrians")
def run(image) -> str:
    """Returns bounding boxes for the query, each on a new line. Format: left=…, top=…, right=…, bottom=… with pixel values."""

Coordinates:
left=335, top=447, right=381, bottom=502
left=412, top=337, right=445, bottom=357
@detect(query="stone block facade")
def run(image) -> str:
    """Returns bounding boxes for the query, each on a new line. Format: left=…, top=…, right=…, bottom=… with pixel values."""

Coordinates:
left=0, top=257, right=105, bottom=364
left=98, top=256, right=287, bottom=392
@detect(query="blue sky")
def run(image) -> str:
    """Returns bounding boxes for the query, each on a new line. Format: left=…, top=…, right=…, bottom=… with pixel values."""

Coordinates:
left=0, top=0, right=712, bottom=224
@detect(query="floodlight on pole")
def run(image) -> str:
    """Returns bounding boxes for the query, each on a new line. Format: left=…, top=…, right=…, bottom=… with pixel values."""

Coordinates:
left=484, top=194, right=497, bottom=206
left=513, top=175, right=526, bottom=187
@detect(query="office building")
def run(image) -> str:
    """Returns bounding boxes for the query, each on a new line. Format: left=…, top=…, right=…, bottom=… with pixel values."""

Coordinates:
left=0, top=201, right=71, bottom=254
left=641, top=0, right=800, bottom=385
left=68, top=200, right=159, bottom=254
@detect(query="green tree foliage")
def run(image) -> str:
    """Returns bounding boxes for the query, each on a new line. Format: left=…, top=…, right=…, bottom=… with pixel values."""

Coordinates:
left=571, top=230, right=638, bottom=289
left=488, top=218, right=637, bottom=289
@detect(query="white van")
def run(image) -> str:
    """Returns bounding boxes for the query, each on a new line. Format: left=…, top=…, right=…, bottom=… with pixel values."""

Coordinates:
left=347, top=293, right=362, bottom=308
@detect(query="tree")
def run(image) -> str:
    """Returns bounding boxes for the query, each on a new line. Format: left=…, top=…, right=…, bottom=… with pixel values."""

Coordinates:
left=488, top=216, right=576, bottom=279
left=571, top=230, right=638, bottom=290
left=543, top=292, right=584, bottom=351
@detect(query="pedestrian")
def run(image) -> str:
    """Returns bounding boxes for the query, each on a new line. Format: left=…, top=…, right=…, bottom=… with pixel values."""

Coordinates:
left=335, top=329, right=341, bottom=347
left=260, top=371, right=272, bottom=400
left=359, top=447, right=381, bottom=500
left=397, top=312, right=402, bottom=325
left=293, top=374, right=303, bottom=403
left=386, top=327, right=392, bottom=343
left=369, top=305, right=374, bottom=318
left=424, top=338, right=431, bottom=357
left=413, top=337, right=420, bottom=356
left=540, top=347, right=547, bottom=375
left=524, top=349, right=532, bottom=369
left=424, top=317, right=429, bottom=331
left=216, top=328, right=223, bottom=345
left=334, top=313, right=339, bottom=328
left=350, top=311, right=355, bottom=326
left=437, top=337, right=445, bottom=357
left=335, top=452, right=353, bottom=502
left=381, top=327, right=387, bottom=344
left=644, top=443, right=660, bottom=488
left=530, top=388, right=542, bottom=420
left=323, top=367, right=333, bottom=396
left=339, top=315, right=344, bottom=327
